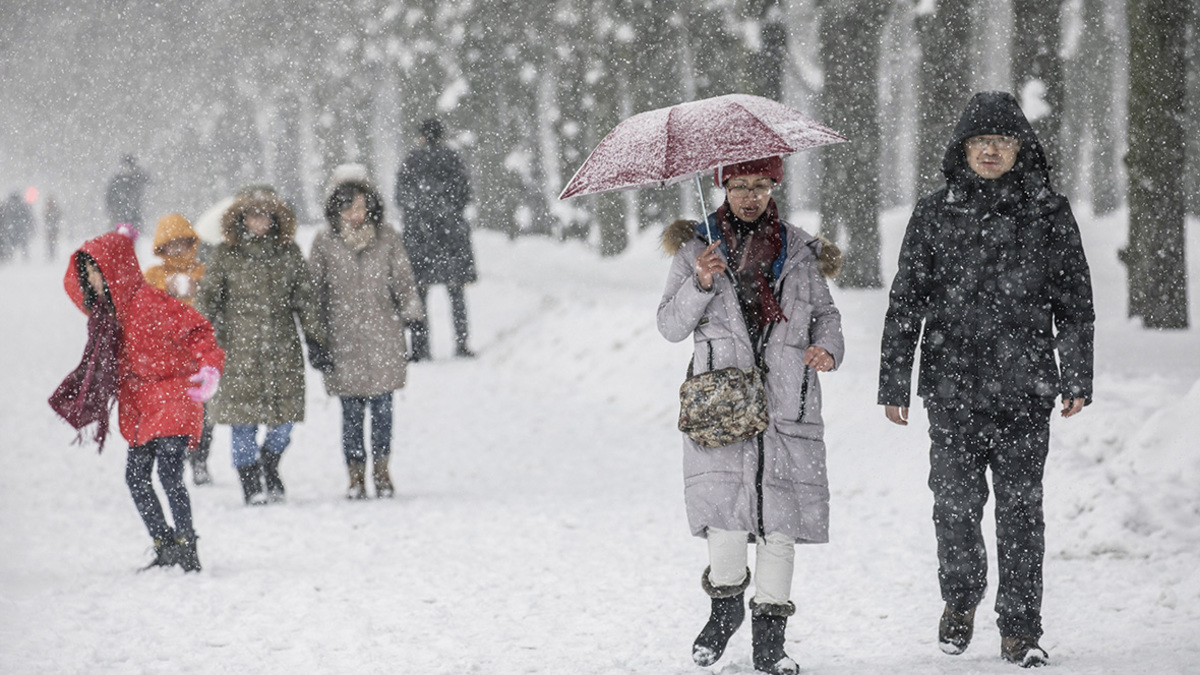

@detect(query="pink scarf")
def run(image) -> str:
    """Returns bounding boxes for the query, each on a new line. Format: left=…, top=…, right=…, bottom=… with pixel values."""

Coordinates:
left=49, top=298, right=122, bottom=452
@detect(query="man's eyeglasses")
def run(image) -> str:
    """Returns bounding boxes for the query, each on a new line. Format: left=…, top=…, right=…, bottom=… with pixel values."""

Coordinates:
left=965, top=135, right=1020, bottom=151
left=726, top=183, right=774, bottom=199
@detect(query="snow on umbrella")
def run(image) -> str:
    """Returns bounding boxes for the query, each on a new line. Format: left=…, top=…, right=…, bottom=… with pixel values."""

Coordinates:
left=559, top=93, right=847, bottom=200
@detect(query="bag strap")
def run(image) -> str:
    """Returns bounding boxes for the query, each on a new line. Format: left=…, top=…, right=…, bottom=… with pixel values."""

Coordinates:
left=685, top=341, right=716, bottom=379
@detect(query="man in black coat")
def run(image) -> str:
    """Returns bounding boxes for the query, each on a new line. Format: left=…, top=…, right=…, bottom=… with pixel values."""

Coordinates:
left=878, top=91, right=1094, bottom=668
left=105, top=154, right=151, bottom=236
left=394, top=118, right=477, bottom=360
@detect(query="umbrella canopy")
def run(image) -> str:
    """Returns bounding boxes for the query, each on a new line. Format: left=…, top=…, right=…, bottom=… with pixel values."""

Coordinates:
left=559, top=93, right=847, bottom=200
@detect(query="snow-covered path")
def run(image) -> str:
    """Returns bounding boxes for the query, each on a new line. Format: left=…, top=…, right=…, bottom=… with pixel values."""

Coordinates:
left=2, top=209, right=1198, bottom=674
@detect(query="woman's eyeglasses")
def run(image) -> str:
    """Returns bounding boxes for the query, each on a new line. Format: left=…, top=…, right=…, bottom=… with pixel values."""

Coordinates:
left=726, top=183, right=774, bottom=199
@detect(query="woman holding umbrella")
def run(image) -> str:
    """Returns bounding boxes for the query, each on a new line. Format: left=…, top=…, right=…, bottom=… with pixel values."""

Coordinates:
left=658, top=156, right=844, bottom=674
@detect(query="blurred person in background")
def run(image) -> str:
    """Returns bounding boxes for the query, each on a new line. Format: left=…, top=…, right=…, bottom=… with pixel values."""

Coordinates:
left=44, top=195, right=63, bottom=262
left=394, top=117, right=476, bottom=360
left=196, top=188, right=328, bottom=506
left=310, top=170, right=423, bottom=499
left=0, top=191, right=35, bottom=262
left=105, top=154, right=150, bottom=238
left=145, top=213, right=215, bottom=485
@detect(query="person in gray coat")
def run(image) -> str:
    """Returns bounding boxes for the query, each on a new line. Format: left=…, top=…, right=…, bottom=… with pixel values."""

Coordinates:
left=310, top=172, right=424, bottom=499
left=658, top=156, right=844, bottom=675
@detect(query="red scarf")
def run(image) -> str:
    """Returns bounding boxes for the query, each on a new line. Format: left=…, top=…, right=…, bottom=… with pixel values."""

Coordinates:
left=715, top=199, right=787, bottom=331
left=49, top=298, right=122, bottom=452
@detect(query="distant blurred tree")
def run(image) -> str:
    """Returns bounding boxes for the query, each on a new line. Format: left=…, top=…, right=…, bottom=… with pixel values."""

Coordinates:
left=914, top=0, right=972, bottom=198
left=1013, top=0, right=1065, bottom=179
left=817, top=0, right=888, bottom=288
left=1059, top=0, right=1123, bottom=214
left=1124, top=0, right=1190, bottom=328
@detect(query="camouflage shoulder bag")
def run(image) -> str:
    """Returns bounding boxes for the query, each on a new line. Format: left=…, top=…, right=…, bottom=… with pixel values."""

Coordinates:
left=677, top=346, right=769, bottom=448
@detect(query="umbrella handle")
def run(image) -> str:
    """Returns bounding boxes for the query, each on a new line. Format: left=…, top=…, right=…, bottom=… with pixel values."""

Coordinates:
left=694, top=173, right=714, bottom=243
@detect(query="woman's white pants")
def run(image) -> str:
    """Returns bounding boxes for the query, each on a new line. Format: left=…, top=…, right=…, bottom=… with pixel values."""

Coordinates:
left=707, top=527, right=795, bottom=606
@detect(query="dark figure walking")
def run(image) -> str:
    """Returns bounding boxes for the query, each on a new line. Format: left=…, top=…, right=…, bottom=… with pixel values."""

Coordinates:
left=394, top=118, right=476, bottom=360
left=105, top=154, right=150, bottom=237
left=878, top=91, right=1095, bottom=668
left=0, top=192, right=35, bottom=262
left=44, top=195, right=63, bottom=262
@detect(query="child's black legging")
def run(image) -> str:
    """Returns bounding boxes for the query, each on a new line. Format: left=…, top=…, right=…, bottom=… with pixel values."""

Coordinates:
left=126, top=435, right=193, bottom=541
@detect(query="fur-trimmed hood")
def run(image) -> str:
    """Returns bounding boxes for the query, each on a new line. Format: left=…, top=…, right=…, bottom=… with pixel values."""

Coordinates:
left=661, top=218, right=843, bottom=279
left=220, top=188, right=296, bottom=246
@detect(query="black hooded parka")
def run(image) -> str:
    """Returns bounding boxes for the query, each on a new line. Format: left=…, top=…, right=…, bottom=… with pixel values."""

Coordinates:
left=878, top=91, right=1095, bottom=412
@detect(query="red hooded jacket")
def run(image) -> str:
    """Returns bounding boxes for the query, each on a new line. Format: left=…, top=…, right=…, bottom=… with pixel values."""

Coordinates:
left=64, top=233, right=225, bottom=448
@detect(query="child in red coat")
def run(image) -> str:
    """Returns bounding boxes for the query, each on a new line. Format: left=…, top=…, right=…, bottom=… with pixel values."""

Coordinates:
left=50, top=232, right=225, bottom=572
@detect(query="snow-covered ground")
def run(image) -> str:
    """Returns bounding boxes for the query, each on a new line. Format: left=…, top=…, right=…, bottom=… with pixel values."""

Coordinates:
left=1, top=206, right=1198, bottom=674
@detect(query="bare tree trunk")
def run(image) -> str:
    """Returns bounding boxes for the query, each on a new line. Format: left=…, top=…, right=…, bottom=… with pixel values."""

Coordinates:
left=553, top=0, right=597, bottom=240
left=743, top=0, right=790, bottom=210
left=274, top=93, right=307, bottom=221
left=1013, top=0, right=1065, bottom=181
left=1186, top=0, right=1200, bottom=216
left=1124, top=0, right=1190, bottom=328
left=631, top=0, right=683, bottom=231
left=878, top=2, right=919, bottom=209
left=591, top=0, right=631, bottom=256
left=818, top=0, right=887, bottom=288
left=1087, top=0, right=1123, bottom=214
left=459, top=3, right=524, bottom=238
left=914, top=0, right=972, bottom=198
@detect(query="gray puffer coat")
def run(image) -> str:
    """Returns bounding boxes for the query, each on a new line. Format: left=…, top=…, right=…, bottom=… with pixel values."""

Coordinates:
left=658, top=218, right=844, bottom=544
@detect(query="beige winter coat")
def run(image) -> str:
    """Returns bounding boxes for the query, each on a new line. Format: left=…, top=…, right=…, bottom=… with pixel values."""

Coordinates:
left=309, top=223, right=424, bottom=397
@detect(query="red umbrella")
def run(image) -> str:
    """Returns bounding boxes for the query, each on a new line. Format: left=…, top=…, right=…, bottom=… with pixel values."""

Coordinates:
left=558, top=93, right=847, bottom=200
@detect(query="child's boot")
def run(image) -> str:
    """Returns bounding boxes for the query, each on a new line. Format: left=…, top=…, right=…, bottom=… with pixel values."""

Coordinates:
left=140, top=530, right=179, bottom=571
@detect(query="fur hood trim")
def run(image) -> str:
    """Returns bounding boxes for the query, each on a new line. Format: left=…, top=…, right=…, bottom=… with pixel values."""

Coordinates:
left=661, top=219, right=697, bottom=256
left=661, top=218, right=843, bottom=279
left=220, top=188, right=296, bottom=246
left=815, top=237, right=843, bottom=279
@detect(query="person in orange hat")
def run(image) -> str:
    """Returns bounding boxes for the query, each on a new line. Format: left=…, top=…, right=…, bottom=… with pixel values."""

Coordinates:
left=145, top=213, right=214, bottom=484
left=145, top=213, right=205, bottom=306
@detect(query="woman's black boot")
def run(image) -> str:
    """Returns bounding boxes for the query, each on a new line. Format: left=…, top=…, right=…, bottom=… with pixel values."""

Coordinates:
left=751, top=599, right=798, bottom=675
left=260, top=450, right=285, bottom=502
left=238, top=462, right=267, bottom=505
left=692, top=566, right=751, bottom=666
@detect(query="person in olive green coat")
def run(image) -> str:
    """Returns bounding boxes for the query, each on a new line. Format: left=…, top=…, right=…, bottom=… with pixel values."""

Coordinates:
left=195, top=187, right=329, bottom=506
